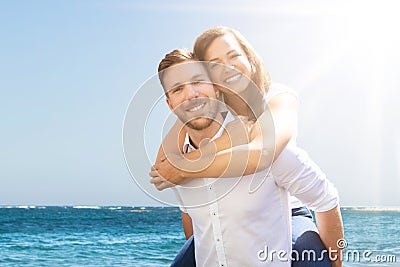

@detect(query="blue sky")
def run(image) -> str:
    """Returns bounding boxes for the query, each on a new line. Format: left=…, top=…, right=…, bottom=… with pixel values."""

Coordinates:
left=1, top=0, right=399, bottom=206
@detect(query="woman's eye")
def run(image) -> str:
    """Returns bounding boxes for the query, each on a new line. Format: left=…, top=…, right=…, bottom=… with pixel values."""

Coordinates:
left=230, top=53, right=241, bottom=59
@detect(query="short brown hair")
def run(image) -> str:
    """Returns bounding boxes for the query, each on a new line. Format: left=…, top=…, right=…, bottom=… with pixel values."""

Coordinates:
left=158, top=49, right=195, bottom=92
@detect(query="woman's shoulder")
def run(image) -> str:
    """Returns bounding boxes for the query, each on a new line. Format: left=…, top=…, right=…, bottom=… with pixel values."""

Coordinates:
left=264, top=82, right=298, bottom=102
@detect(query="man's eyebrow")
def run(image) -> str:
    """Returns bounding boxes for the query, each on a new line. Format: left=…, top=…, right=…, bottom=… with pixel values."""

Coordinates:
left=191, top=74, right=207, bottom=80
left=169, top=74, right=208, bottom=90
left=171, top=81, right=183, bottom=89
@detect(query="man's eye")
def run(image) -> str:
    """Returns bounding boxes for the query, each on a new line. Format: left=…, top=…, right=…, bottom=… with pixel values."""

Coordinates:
left=172, top=86, right=183, bottom=93
left=230, top=53, right=241, bottom=59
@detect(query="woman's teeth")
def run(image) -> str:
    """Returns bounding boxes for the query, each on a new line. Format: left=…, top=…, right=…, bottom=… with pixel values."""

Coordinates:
left=188, top=103, right=205, bottom=112
left=224, top=74, right=241, bottom=83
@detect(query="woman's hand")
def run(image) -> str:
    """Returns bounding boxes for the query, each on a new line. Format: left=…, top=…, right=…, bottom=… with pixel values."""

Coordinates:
left=149, top=153, right=186, bottom=191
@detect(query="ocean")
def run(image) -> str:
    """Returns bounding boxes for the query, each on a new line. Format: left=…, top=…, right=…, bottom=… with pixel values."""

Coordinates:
left=0, top=206, right=398, bottom=267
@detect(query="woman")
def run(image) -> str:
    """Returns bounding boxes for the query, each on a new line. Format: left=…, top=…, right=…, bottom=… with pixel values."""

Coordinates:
left=150, top=26, right=339, bottom=267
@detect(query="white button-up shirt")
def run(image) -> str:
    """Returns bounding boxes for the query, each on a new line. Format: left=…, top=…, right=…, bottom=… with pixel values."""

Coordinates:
left=173, top=111, right=339, bottom=266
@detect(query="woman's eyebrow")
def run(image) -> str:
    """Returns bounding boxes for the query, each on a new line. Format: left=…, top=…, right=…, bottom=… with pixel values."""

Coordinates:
left=227, top=49, right=237, bottom=56
left=209, top=50, right=236, bottom=62
left=208, top=57, right=219, bottom=62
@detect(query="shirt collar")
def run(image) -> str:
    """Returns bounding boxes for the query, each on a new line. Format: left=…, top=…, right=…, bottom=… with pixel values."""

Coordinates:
left=182, top=111, right=235, bottom=154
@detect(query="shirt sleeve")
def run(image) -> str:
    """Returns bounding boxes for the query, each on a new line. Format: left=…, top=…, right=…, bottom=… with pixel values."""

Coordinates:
left=272, top=146, right=339, bottom=212
left=265, top=82, right=299, bottom=103
left=171, top=187, right=188, bottom=213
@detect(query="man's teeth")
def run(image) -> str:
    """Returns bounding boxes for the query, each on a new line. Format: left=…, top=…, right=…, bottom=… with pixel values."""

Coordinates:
left=225, top=74, right=241, bottom=83
left=188, top=103, right=205, bottom=112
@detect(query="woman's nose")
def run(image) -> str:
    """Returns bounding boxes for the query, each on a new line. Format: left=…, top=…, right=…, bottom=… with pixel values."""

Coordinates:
left=223, top=64, right=235, bottom=73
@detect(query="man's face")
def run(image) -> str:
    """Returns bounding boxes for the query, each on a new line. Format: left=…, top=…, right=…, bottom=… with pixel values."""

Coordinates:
left=163, top=61, right=220, bottom=130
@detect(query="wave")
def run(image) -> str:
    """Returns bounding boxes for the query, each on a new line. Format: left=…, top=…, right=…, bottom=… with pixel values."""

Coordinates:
left=72, top=206, right=101, bottom=209
left=0, top=205, right=38, bottom=209
left=342, top=206, right=400, bottom=212
left=107, top=206, right=122, bottom=210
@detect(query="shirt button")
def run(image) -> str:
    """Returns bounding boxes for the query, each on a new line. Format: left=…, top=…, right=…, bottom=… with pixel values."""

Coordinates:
left=213, top=212, right=216, bottom=216
left=216, top=238, right=220, bottom=242
left=209, top=186, right=212, bottom=190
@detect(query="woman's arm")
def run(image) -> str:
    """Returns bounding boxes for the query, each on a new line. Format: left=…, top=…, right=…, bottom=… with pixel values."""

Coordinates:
left=154, top=118, right=186, bottom=164
left=150, top=93, right=298, bottom=189
left=150, top=117, right=256, bottom=190
left=267, top=92, right=298, bottom=161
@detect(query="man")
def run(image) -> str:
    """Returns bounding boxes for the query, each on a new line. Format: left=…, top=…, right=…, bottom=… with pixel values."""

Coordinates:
left=153, top=49, right=344, bottom=266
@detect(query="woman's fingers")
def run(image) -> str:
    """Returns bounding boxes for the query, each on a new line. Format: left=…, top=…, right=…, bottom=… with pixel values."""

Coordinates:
left=150, top=176, right=174, bottom=191
left=149, top=170, right=160, bottom=178
left=158, top=181, right=174, bottom=190
left=149, top=174, right=163, bottom=184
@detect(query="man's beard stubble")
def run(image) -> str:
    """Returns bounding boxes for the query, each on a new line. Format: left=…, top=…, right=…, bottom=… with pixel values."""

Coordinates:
left=185, top=117, right=214, bottom=131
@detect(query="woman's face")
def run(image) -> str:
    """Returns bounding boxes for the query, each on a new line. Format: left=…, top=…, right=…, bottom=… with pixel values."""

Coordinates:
left=204, top=33, right=253, bottom=95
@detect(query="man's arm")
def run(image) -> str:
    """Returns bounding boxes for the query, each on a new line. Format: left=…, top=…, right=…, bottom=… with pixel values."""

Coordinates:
left=181, top=212, right=193, bottom=240
left=271, top=144, right=343, bottom=266
left=315, top=205, right=344, bottom=267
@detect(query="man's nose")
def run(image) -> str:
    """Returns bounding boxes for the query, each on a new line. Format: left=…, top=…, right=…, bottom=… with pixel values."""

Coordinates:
left=184, top=83, right=200, bottom=99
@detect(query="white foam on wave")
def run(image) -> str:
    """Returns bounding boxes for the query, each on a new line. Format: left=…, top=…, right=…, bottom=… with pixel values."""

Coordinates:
left=73, top=206, right=101, bottom=209
left=108, top=206, right=122, bottom=210
left=343, top=206, right=400, bottom=212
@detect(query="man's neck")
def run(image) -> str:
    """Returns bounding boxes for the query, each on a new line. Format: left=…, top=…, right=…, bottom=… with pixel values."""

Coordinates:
left=185, top=113, right=225, bottom=148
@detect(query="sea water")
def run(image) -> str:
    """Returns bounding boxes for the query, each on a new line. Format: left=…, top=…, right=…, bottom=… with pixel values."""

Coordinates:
left=0, top=206, right=398, bottom=266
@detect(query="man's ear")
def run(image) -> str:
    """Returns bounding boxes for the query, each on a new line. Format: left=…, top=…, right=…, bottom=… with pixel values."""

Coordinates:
left=166, top=97, right=174, bottom=112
